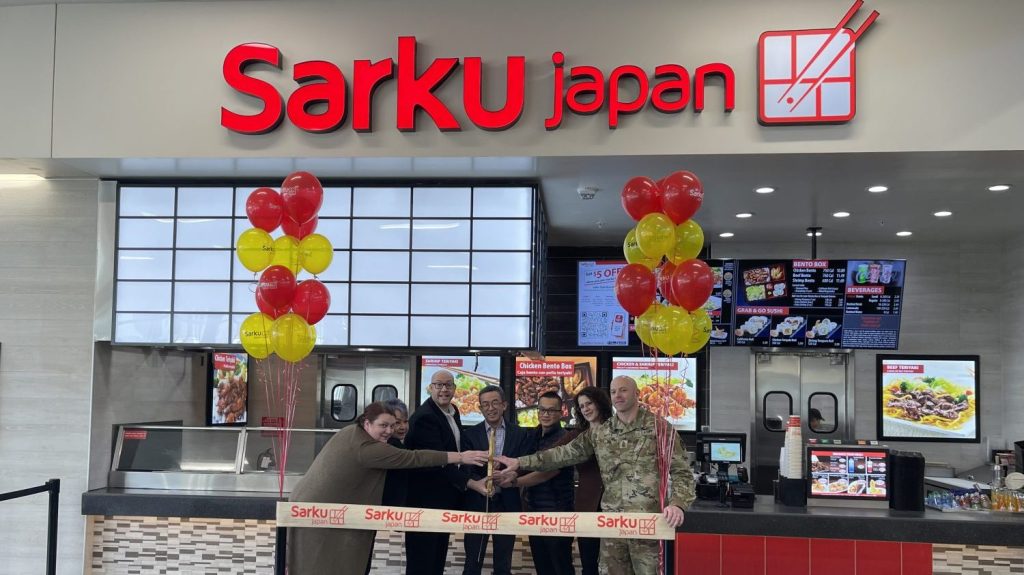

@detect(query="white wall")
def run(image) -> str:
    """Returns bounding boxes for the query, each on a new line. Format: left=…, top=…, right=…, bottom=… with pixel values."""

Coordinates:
left=0, top=5, right=54, bottom=158
left=0, top=179, right=98, bottom=575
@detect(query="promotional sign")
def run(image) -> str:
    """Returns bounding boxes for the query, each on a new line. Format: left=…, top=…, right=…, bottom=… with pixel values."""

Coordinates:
left=578, top=261, right=630, bottom=346
left=610, top=357, right=698, bottom=431
left=278, top=503, right=674, bottom=540
left=808, top=448, right=888, bottom=499
left=514, top=356, right=597, bottom=427
left=420, top=356, right=501, bottom=425
left=877, top=355, right=980, bottom=442
left=706, top=259, right=736, bottom=346
left=210, top=352, right=248, bottom=425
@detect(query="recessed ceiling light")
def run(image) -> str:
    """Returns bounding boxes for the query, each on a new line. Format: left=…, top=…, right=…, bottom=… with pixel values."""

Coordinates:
left=754, top=187, right=775, bottom=194
left=988, top=184, right=1011, bottom=192
left=806, top=231, right=823, bottom=237
left=735, top=212, right=754, bottom=218
left=0, top=174, right=45, bottom=182
left=719, top=232, right=735, bottom=238
left=867, top=185, right=888, bottom=193
left=832, top=211, right=851, bottom=218
left=934, top=210, right=953, bottom=217
left=896, top=231, right=913, bottom=237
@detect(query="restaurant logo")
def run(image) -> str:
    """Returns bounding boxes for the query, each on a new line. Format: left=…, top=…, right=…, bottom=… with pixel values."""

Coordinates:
left=290, top=504, right=347, bottom=526
left=364, top=507, right=423, bottom=529
left=559, top=514, right=580, bottom=534
left=758, top=0, right=879, bottom=125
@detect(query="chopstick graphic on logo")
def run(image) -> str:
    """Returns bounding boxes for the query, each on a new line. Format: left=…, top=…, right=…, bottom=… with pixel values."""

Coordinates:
left=758, top=1, right=880, bottom=125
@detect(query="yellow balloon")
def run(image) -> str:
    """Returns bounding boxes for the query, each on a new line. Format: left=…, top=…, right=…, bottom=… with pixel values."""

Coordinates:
left=271, top=235, right=302, bottom=275
left=271, top=313, right=316, bottom=363
left=650, top=305, right=693, bottom=356
left=236, top=228, right=274, bottom=273
left=669, top=220, right=705, bottom=265
left=239, top=312, right=275, bottom=359
left=635, top=213, right=676, bottom=260
left=680, top=307, right=712, bottom=354
left=634, top=304, right=661, bottom=347
left=623, top=229, right=658, bottom=270
left=300, top=233, right=334, bottom=275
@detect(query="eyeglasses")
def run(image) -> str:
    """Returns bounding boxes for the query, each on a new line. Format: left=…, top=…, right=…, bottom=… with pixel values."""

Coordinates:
left=538, top=408, right=562, bottom=415
left=432, top=382, right=455, bottom=390
left=480, top=400, right=505, bottom=410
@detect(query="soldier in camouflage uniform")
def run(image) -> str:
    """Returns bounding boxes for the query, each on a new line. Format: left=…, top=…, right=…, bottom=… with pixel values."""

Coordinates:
left=497, top=376, right=695, bottom=575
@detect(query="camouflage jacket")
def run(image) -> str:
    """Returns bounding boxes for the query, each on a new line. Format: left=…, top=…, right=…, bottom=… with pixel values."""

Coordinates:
left=518, top=408, right=696, bottom=513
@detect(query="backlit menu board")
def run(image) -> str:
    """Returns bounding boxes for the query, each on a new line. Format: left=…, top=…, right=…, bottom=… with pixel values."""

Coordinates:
left=578, top=261, right=630, bottom=346
left=808, top=448, right=888, bottom=500
left=514, top=356, right=597, bottom=427
left=209, top=352, right=248, bottom=425
left=420, top=356, right=502, bottom=425
left=877, top=355, right=979, bottom=442
left=706, top=259, right=736, bottom=346
left=610, top=357, right=698, bottom=431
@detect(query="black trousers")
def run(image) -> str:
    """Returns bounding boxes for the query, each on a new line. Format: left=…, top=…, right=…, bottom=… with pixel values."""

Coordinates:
left=529, top=534, right=575, bottom=575
left=405, top=531, right=451, bottom=575
left=463, top=532, right=516, bottom=575
left=577, top=536, right=601, bottom=575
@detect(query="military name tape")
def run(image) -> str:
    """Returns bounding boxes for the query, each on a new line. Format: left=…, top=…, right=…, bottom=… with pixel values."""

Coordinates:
left=278, top=502, right=674, bottom=540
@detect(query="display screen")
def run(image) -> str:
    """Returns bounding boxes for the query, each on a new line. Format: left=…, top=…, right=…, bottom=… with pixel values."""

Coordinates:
left=877, top=355, right=980, bottom=442
left=577, top=261, right=630, bottom=346
left=610, top=357, right=698, bottom=431
left=420, top=356, right=502, bottom=425
left=513, top=356, right=597, bottom=427
left=709, top=441, right=743, bottom=463
left=808, top=449, right=888, bottom=499
left=706, top=259, right=736, bottom=346
left=210, top=352, right=248, bottom=425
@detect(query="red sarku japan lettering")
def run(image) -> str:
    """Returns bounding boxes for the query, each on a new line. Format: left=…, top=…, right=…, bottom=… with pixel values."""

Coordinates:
left=221, top=36, right=735, bottom=134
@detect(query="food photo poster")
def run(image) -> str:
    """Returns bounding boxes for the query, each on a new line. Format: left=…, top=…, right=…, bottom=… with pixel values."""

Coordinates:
left=420, top=356, right=502, bottom=425
left=878, top=355, right=979, bottom=442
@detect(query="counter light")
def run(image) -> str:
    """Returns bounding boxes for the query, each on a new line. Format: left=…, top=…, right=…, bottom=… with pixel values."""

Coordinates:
left=806, top=231, right=823, bottom=237
left=754, top=187, right=775, bottom=194
left=934, top=211, right=953, bottom=217
left=0, top=174, right=45, bottom=182
left=832, top=211, right=851, bottom=218
left=719, top=232, right=735, bottom=238
left=735, top=212, right=754, bottom=218
left=896, top=231, right=913, bottom=237
left=867, top=185, right=888, bottom=193
left=988, top=184, right=1011, bottom=192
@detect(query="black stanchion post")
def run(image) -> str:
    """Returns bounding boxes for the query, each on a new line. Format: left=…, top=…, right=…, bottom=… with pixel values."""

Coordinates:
left=275, top=526, right=287, bottom=575
left=46, top=478, right=60, bottom=575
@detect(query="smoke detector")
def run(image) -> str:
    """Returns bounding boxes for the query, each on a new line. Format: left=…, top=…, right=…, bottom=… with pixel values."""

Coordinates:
left=577, top=185, right=599, bottom=200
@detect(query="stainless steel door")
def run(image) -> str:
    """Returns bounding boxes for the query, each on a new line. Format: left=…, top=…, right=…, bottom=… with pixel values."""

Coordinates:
left=320, top=355, right=413, bottom=429
left=751, top=351, right=851, bottom=494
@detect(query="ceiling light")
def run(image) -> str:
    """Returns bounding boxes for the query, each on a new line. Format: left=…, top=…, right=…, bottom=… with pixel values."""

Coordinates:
left=719, top=232, right=735, bottom=238
left=933, top=210, right=953, bottom=217
left=988, top=184, right=1011, bottom=192
left=806, top=231, right=823, bottom=237
left=754, top=187, right=775, bottom=194
left=735, top=212, right=754, bottom=218
left=0, top=174, right=45, bottom=182
left=867, top=185, right=888, bottom=193
left=896, top=231, right=913, bottom=237
left=832, top=211, right=851, bottom=218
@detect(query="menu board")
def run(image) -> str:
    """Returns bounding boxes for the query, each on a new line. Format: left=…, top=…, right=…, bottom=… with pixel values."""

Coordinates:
left=610, top=357, right=698, bottom=431
left=842, top=260, right=905, bottom=349
left=420, top=356, right=502, bottom=426
left=577, top=261, right=630, bottom=346
left=809, top=448, right=888, bottom=499
left=514, top=356, right=597, bottom=427
left=706, top=259, right=736, bottom=346
left=210, top=352, right=248, bottom=425
left=877, top=355, right=980, bottom=442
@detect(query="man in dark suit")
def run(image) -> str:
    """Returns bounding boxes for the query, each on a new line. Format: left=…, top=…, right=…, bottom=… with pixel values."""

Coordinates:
left=405, top=370, right=471, bottom=575
left=461, top=385, right=537, bottom=575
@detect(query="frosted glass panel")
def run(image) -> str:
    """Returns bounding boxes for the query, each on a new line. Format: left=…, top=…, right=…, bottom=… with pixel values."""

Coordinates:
left=177, top=250, right=233, bottom=280
left=119, top=219, right=174, bottom=248
left=235, top=187, right=278, bottom=217
left=472, top=220, right=532, bottom=250
left=351, top=252, right=409, bottom=282
left=322, top=282, right=349, bottom=313
left=116, top=313, right=171, bottom=343
left=320, top=187, right=352, bottom=217
left=120, top=187, right=175, bottom=217
left=411, top=252, right=470, bottom=282
left=411, top=284, right=469, bottom=314
left=177, top=218, right=233, bottom=248
left=350, top=316, right=408, bottom=346
left=311, top=251, right=349, bottom=282
left=412, top=220, right=470, bottom=250
left=175, top=282, right=230, bottom=312
left=315, top=219, right=350, bottom=249
left=473, top=187, right=533, bottom=217
left=231, top=282, right=259, bottom=313
left=316, top=314, right=349, bottom=345
left=410, top=317, right=469, bottom=347
left=230, top=314, right=247, bottom=344
left=350, top=284, right=409, bottom=314
left=413, top=187, right=471, bottom=217
left=471, top=285, right=531, bottom=315
left=353, top=187, right=410, bottom=217
left=173, top=313, right=230, bottom=344
left=117, top=250, right=173, bottom=280
left=472, top=252, right=532, bottom=283
left=352, top=220, right=410, bottom=249
left=471, top=317, right=530, bottom=348
left=178, top=188, right=234, bottom=216
left=116, top=281, right=171, bottom=312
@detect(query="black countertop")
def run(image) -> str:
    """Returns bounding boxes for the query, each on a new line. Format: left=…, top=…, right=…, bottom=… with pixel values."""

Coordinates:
left=82, top=489, right=1024, bottom=546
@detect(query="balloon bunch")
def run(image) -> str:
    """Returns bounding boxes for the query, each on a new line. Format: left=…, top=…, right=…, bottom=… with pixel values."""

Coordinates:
left=615, top=171, right=715, bottom=356
left=236, top=172, right=334, bottom=363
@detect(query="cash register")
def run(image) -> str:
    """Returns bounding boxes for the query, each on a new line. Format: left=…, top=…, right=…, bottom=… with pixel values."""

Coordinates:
left=695, top=431, right=756, bottom=508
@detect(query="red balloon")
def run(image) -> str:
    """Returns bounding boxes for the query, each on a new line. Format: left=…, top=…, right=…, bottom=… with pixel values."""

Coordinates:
left=670, top=259, right=714, bottom=311
left=291, top=280, right=332, bottom=325
left=660, top=171, right=704, bottom=224
left=614, top=263, right=657, bottom=317
left=620, top=177, right=662, bottom=221
left=657, top=261, right=678, bottom=305
left=246, top=187, right=285, bottom=232
left=281, top=215, right=319, bottom=239
left=256, top=288, right=290, bottom=319
left=257, top=265, right=297, bottom=310
left=280, top=171, right=324, bottom=224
